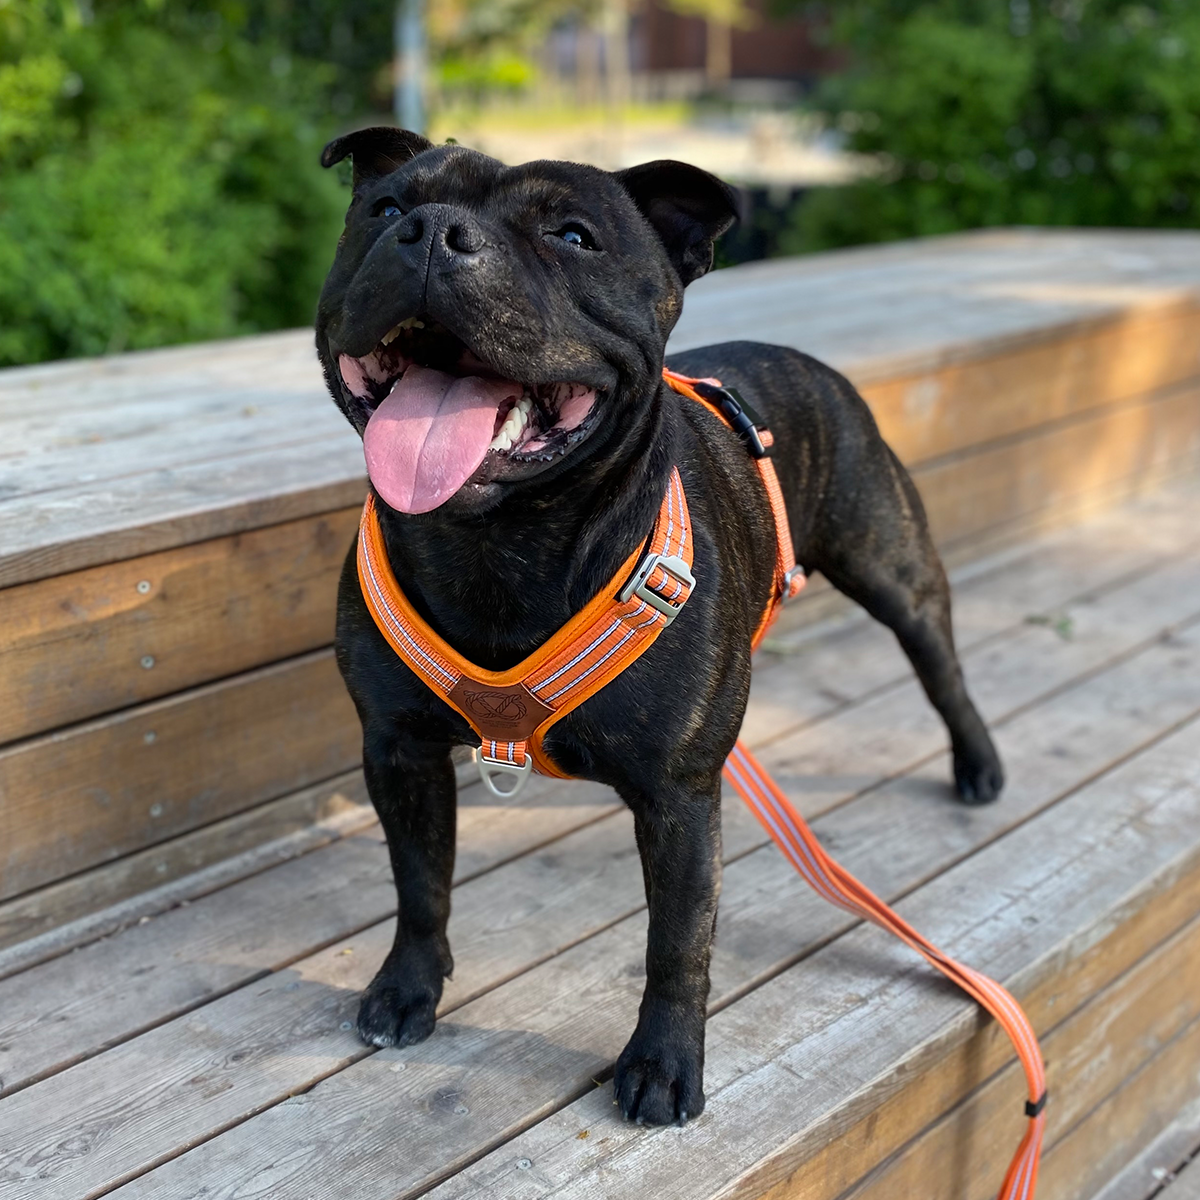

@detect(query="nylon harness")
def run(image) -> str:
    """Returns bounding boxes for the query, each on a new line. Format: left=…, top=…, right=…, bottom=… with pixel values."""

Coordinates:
left=356, top=368, right=1048, bottom=1200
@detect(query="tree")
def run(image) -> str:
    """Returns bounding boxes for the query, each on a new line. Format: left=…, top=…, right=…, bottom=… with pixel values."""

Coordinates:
left=0, top=1, right=350, bottom=365
left=782, top=0, right=1200, bottom=251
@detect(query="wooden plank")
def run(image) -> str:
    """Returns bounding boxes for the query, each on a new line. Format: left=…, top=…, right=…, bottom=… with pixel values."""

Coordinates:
left=0, top=440, right=366, bottom=588
left=418, top=717, right=1200, bottom=1200
left=0, top=650, right=361, bottom=900
left=913, top=382, right=1200, bottom=549
left=836, top=908, right=1200, bottom=1200
left=0, top=508, right=359, bottom=744
left=1164, top=1157, right=1200, bottom=1200
left=1037, top=1012, right=1200, bottom=1200
left=0, top=770, right=373, bottom=961
left=11, top=467, right=1194, bottom=919
left=749, top=549, right=1200, bottom=821
left=1, top=503, right=1197, bottom=1096
left=673, top=230, right=1200, bottom=382
left=859, top=300, right=1200, bottom=467
left=1092, top=1097, right=1200, bottom=1200
left=0, top=765, right=626, bottom=1096
left=12, top=609, right=1198, bottom=1200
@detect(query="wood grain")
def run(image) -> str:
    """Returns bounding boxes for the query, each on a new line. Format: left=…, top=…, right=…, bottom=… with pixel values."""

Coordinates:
left=839, top=910, right=1200, bottom=1200
left=417, top=718, right=1200, bottom=1200
left=860, top=300, right=1200, bottom=466
left=5, top=230, right=1200, bottom=586
left=10, top=611, right=1197, bottom=1200
left=2, top=504, right=1197, bottom=1101
left=911, top=381, right=1200, bottom=549
left=0, top=769, right=371, bottom=957
left=0, top=508, right=359, bottom=744
left=0, top=650, right=361, bottom=900
left=1037, top=1012, right=1200, bottom=1200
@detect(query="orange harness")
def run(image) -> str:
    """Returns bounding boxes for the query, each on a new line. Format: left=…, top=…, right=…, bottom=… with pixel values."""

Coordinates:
left=357, top=368, right=1046, bottom=1199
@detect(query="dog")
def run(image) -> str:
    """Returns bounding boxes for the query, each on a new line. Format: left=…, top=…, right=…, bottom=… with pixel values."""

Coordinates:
left=314, top=126, right=1004, bottom=1127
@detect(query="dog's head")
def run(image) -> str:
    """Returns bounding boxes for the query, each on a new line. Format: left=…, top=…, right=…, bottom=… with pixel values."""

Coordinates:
left=315, top=127, right=738, bottom=516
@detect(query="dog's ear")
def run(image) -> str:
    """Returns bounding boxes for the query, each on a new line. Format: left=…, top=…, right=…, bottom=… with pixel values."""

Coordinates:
left=321, top=126, right=434, bottom=189
left=615, top=161, right=740, bottom=286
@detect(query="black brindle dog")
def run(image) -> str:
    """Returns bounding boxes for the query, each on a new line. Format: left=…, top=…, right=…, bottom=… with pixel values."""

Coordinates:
left=316, top=127, right=1003, bottom=1126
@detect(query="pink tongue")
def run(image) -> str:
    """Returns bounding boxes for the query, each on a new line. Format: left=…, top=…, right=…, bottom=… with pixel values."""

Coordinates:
left=363, top=365, right=520, bottom=513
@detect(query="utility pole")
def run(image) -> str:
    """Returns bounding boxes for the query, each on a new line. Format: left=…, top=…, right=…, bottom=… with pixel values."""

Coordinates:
left=394, top=0, right=426, bottom=134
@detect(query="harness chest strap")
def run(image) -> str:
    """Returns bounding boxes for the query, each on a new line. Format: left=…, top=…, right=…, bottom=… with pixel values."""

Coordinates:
left=357, top=464, right=696, bottom=795
left=356, top=368, right=1046, bottom=1199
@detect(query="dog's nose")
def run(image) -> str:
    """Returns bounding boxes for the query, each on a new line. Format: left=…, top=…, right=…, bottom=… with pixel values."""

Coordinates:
left=395, top=204, right=485, bottom=259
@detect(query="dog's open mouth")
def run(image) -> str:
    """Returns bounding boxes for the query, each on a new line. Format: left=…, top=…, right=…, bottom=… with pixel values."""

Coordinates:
left=337, top=318, right=599, bottom=513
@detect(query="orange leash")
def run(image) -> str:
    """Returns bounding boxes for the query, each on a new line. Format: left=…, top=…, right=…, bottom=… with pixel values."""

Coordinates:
left=357, top=367, right=1047, bottom=1197
left=664, top=369, right=1047, bottom=1200
left=724, top=741, right=1046, bottom=1199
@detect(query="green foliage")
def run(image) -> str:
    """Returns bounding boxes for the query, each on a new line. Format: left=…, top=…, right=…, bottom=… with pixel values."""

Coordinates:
left=0, top=2, right=348, bottom=365
left=783, top=0, right=1200, bottom=252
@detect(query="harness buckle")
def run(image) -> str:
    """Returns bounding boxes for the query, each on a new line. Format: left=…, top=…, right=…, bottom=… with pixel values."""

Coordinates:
left=782, top=565, right=807, bottom=601
left=619, top=552, right=695, bottom=625
left=693, top=383, right=772, bottom=460
left=474, top=748, right=533, bottom=798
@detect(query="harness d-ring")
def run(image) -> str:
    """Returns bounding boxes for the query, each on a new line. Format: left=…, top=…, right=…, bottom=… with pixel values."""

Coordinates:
left=474, top=748, right=533, bottom=798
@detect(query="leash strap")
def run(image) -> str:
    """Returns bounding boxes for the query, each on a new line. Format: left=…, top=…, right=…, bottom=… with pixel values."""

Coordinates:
left=724, top=741, right=1046, bottom=1200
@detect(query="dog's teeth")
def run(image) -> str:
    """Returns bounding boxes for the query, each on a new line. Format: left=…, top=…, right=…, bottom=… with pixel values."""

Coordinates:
left=380, top=317, right=424, bottom=346
left=488, top=400, right=530, bottom=452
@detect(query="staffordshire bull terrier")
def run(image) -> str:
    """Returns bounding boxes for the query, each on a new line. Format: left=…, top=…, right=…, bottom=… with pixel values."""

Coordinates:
left=315, top=126, right=1004, bottom=1126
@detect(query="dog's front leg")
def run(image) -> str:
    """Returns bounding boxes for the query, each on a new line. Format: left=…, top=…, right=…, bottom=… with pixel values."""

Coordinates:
left=356, top=725, right=457, bottom=1049
left=615, top=776, right=722, bottom=1125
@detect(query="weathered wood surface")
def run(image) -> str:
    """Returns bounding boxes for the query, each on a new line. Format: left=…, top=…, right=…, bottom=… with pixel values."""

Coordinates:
left=4, top=229, right=1199, bottom=587
left=839, top=912, right=1200, bottom=1200
left=0, top=507, right=358, bottom=744
left=0, top=650, right=361, bottom=899
left=1163, top=1157, right=1200, bottom=1199
left=6, top=230, right=1200, bottom=910
left=4, top=422, right=1197, bottom=911
left=1091, top=1096, right=1200, bottom=1200
left=424, top=722, right=1200, bottom=1200
left=0, top=480, right=1194, bottom=1092
left=1, top=482, right=1199, bottom=1199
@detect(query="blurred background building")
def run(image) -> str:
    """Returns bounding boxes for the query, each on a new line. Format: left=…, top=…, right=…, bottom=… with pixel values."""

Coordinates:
left=2, top=0, right=1198, bottom=367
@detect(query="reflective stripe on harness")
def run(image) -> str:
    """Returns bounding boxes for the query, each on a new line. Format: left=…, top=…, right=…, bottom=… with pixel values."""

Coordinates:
left=356, top=365, right=1046, bottom=1198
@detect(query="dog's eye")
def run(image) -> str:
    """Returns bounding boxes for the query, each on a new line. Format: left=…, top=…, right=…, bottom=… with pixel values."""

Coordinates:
left=554, top=224, right=598, bottom=250
left=374, top=200, right=403, bottom=219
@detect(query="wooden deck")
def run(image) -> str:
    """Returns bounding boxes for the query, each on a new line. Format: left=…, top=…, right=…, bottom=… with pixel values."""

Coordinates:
left=2, top=474, right=1200, bottom=1198
left=4, top=228, right=1200, bottom=1197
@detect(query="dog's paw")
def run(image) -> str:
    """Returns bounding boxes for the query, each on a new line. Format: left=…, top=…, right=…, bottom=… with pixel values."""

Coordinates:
left=356, top=979, right=438, bottom=1048
left=614, top=1027, right=706, bottom=1126
left=356, top=941, right=449, bottom=1049
left=954, top=743, right=1005, bottom=805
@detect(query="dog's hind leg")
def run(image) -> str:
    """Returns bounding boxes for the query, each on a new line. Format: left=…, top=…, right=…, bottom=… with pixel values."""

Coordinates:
left=806, top=444, right=1004, bottom=804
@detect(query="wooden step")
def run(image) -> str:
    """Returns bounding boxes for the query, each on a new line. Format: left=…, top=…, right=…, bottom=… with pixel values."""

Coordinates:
left=3, top=229, right=1200, bottom=915
left=1, top=478, right=1199, bottom=1198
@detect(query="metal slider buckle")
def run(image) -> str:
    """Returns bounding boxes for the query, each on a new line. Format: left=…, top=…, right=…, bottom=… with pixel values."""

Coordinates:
left=782, top=565, right=807, bottom=600
left=618, top=552, right=695, bottom=624
left=474, top=749, right=533, bottom=798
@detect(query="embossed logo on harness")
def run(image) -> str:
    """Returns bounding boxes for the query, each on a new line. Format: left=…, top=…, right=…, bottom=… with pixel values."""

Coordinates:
left=446, top=677, right=555, bottom=743
left=461, top=690, right=527, bottom=724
